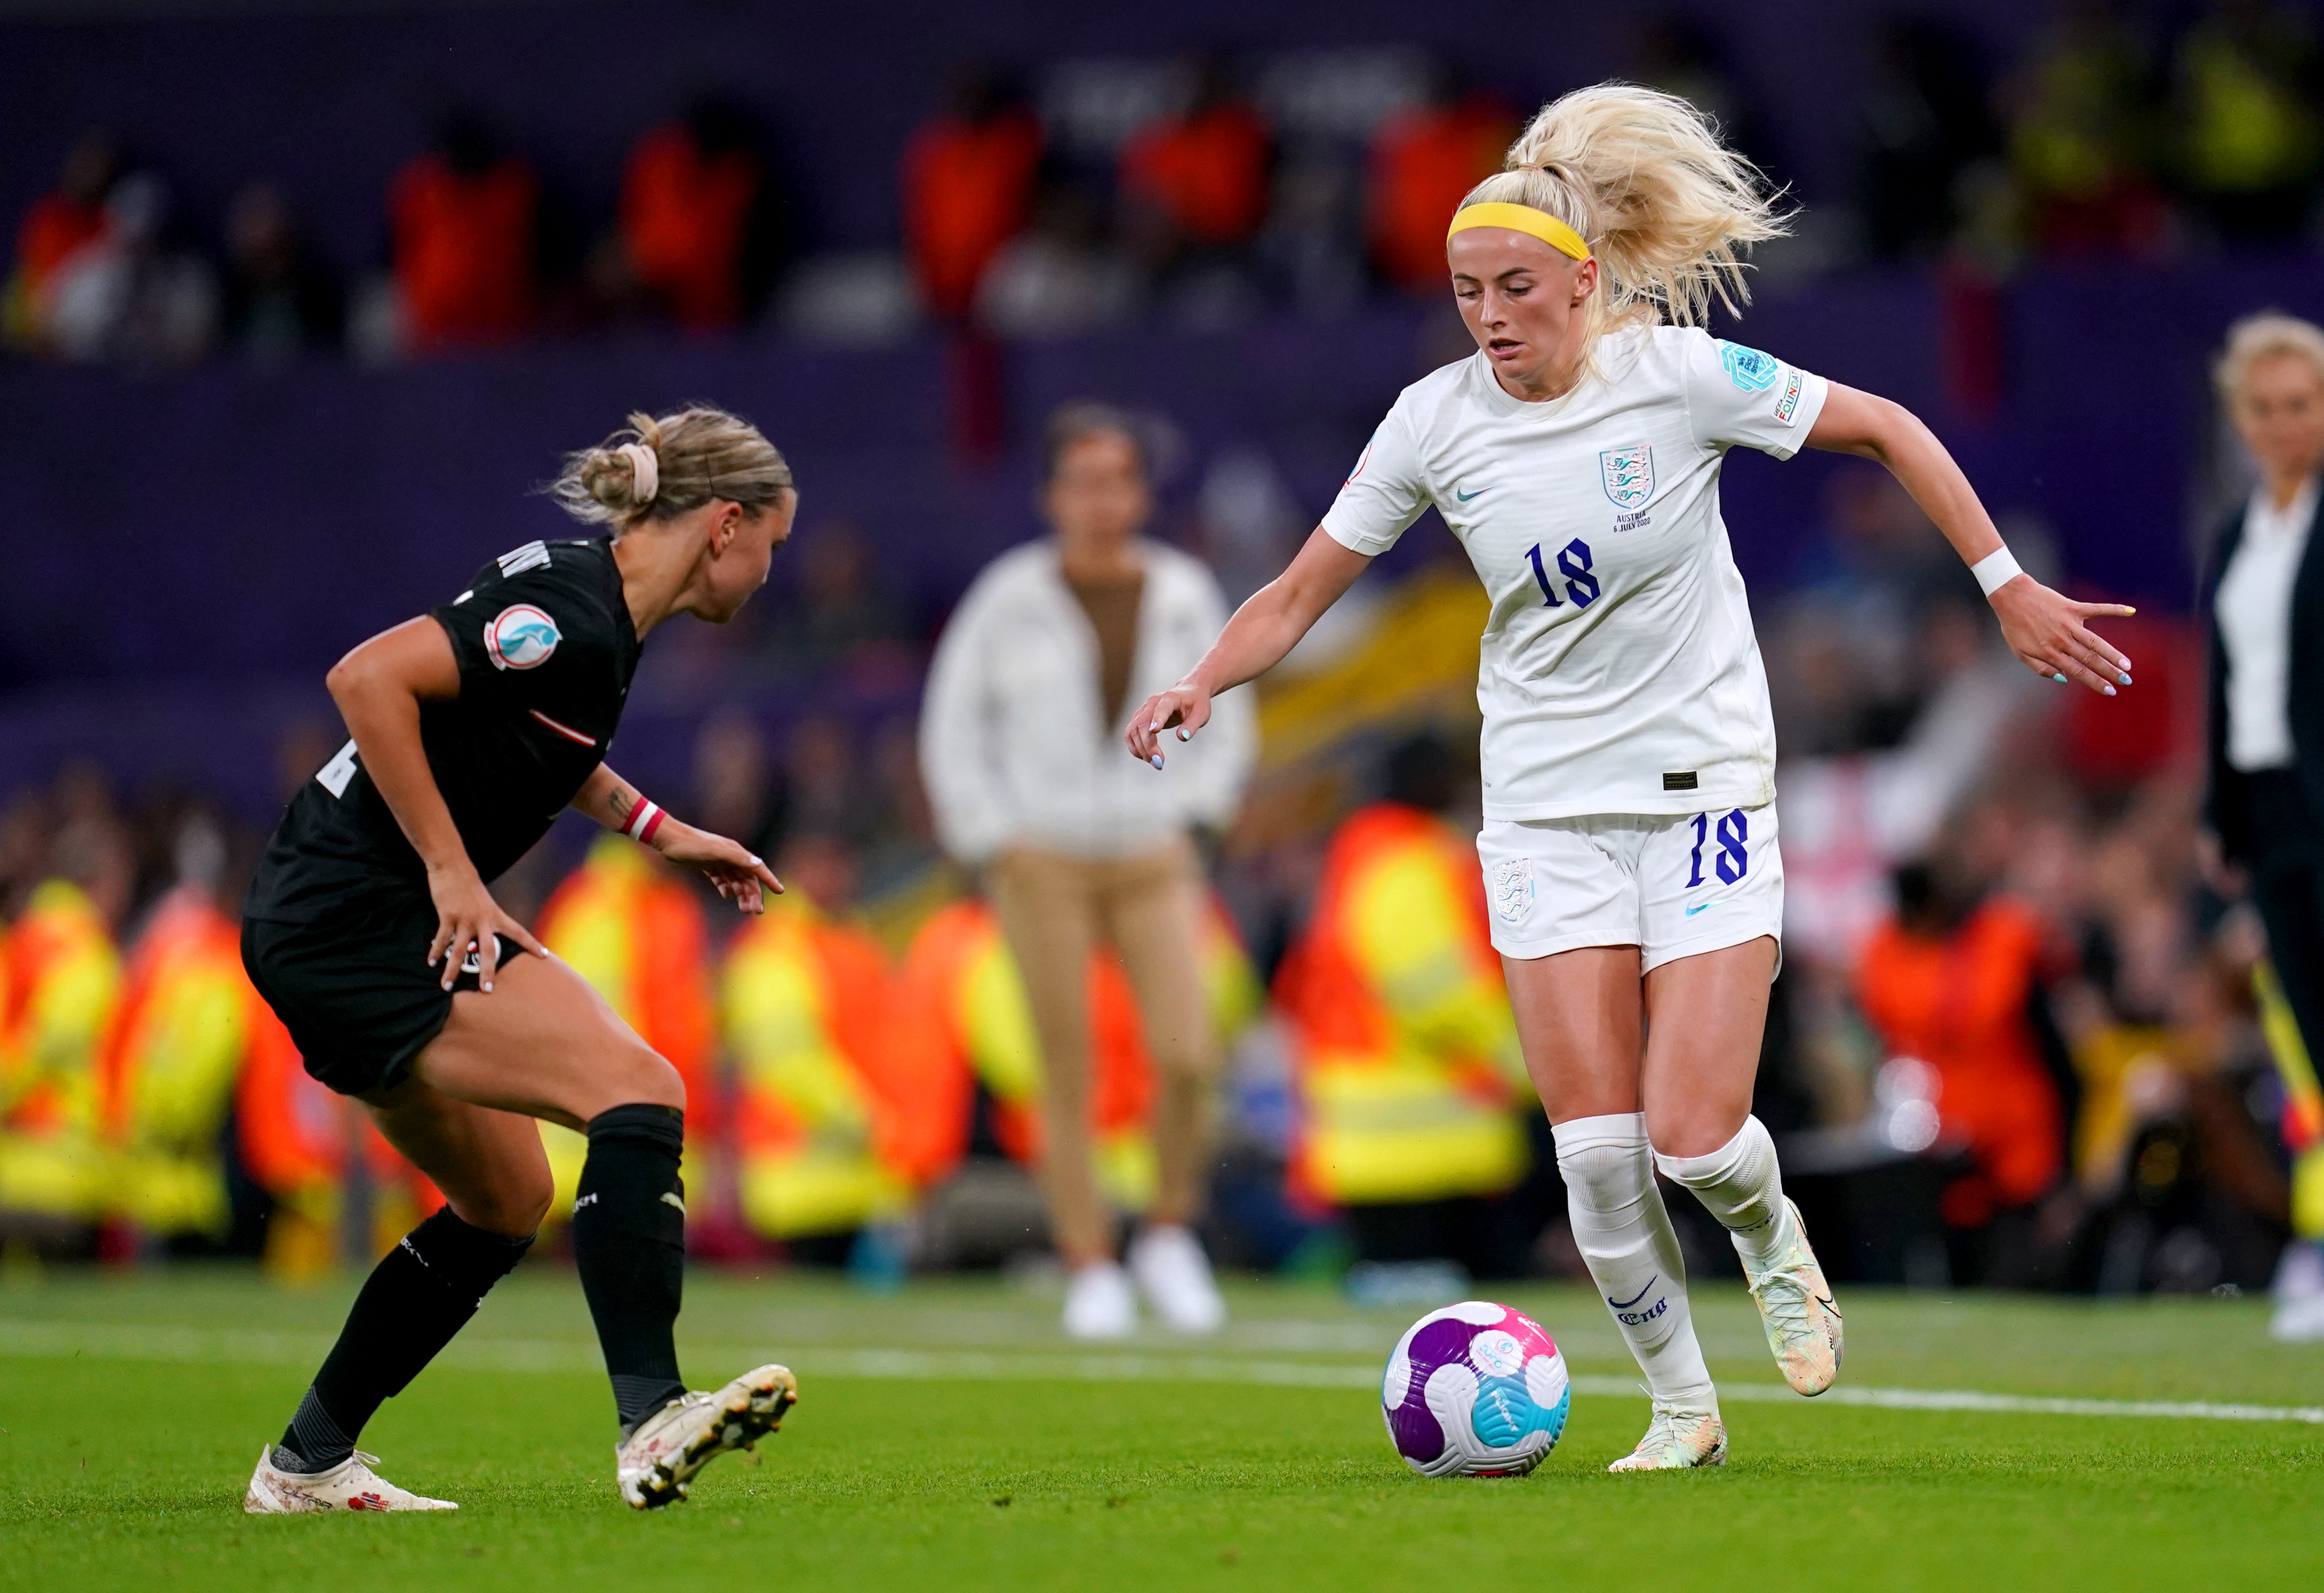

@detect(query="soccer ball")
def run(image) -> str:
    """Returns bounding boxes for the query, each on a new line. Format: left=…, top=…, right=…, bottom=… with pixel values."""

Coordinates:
left=1381, top=1300, right=1571, bottom=1477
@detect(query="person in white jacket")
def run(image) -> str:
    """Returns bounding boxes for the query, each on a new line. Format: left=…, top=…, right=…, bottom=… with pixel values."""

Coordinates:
left=921, top=401, right=1256, bottom=1338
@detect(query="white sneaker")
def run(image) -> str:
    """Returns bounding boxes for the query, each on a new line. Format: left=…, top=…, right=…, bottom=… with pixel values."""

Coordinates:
left=1061, top=1260, right=1138, bottom=1339
left=1605, top=1405, right=1728, bottom=1472
left=1127, top=1224, right=1226, bottom=1334
left=1742, top=1199, right=1844, bottom=1396
left=2273, top=1242, right=2324, bottom=1343
left=615, top=1363, right=798, bottom=1509
left=243, top=1446, right=457, bottom=1513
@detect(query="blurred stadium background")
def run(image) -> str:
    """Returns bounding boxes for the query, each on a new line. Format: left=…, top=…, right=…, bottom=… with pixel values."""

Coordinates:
left=4, top=0, right=2323, bottom=1325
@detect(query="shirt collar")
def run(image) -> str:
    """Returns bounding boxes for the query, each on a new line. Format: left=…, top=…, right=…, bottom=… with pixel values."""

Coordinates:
left=2248, top=475, right=2320, bottom=541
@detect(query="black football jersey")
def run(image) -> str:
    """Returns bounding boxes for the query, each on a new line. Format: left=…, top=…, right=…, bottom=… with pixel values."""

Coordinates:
left=244, top=538, right=641, bottom=925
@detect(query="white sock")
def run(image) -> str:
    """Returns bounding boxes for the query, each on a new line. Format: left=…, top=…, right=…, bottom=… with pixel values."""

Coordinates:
left=1656, top=1116, right=1799, bottom=1274
left=1553, top=1112, right=1715, bottom=1413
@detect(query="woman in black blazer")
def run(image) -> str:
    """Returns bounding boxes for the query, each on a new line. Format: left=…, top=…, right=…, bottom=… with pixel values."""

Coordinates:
left=2200, top=311, right=2324, bottom=1341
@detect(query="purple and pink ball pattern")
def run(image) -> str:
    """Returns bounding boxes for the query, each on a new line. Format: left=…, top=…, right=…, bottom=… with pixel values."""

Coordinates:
left=1381, top=1301, right=1572, bottom=1477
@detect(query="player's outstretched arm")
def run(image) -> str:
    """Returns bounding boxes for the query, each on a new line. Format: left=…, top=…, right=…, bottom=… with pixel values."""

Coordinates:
left=571, top=764, right=784, bottom=914
left=325, top=617, right=546, bottom=991
left=1127, top=528, right=1372, bottom=767
left=1806, top=382, right=2135, bottom=696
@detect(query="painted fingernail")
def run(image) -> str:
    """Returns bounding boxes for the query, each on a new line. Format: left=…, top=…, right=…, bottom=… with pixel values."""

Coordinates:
left=2052, top=673, right=2067, bottom=684
left=2118, top=674, right=2132, bottom=686
left=1149, top=722, right=1161, bottom=733
left=1176, top=728, right=1190, bottom=741
left=1149, top=754, right=1165, bottom=770
left=2103, top=685, right=2117, bottom=696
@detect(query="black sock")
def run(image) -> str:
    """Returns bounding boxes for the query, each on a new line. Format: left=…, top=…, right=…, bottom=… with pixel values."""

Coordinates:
left=275, top=1206, right=534, bottom=1472
left=573, top=1103, right=688, bottom=1432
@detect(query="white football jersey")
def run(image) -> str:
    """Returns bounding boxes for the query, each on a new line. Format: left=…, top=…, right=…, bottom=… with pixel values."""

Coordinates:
left=1321, top=324, right=1828, bottom=822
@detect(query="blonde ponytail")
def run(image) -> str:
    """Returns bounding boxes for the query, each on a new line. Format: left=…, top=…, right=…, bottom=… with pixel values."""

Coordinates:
left=1460, top=83, right=1787, bottom=353
left=547, top=405, right=794, bottom=534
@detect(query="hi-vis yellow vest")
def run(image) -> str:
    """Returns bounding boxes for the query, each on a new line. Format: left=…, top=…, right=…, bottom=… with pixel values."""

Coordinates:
left=0, top=878, right=121, bottom=1219
left=1276, top=804, right=1528, bottom=1206
left=722, top=895, right=915, bottom=1238
left=101, top=887, right=250, bottom=1236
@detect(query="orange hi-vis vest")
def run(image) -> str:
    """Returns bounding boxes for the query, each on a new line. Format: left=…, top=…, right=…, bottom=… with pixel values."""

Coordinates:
left=0, top=878, right=121, bottom=1220
left=1853, top=896, right=2064, bottom=1224
left=891, top=898, right=1261, bottom=1208
left=237, top=994, right=442, bottom=1271
left=721, top=894, right=952, bottom=1238
left=1275, top=803, right=1531, bottom=1207
left=534, top=835, right=719, bottom=1217
left=97, top=886, right=252, bottom=1235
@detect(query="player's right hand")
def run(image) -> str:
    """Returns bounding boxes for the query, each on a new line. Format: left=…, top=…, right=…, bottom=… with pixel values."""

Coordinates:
left=1125, top=681, right=1213, bottom=768
left=425, top=859, right=545, bottom=993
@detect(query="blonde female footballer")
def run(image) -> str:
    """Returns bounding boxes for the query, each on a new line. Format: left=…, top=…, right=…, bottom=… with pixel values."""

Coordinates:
left=1128, top=85, right=2132, bottom=1469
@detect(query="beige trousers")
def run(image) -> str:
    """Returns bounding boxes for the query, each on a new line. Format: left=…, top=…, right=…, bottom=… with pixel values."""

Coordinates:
left=987, top=838, right=1218, bottom=1263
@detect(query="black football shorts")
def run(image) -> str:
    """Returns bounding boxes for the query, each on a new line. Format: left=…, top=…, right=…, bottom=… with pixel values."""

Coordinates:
left=242, top=890, right=529, bottom=1098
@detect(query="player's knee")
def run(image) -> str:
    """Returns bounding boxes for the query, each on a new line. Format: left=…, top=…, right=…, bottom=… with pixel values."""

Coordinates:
left=461, top=1166, right=552, bottom=1237
left=618, top=1044, right=686, bottom=1112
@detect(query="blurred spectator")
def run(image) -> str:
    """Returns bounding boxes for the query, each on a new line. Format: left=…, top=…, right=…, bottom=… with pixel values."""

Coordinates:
left=2168, top=0, right=2324, bottom=245
left=98, top=816, right=252, bottom=1242
left=41, top=172, right=216, bottom=366
left=721, top=832, right=952, bottom=1258
left=1119, top=59, right=1273, bottom=269
left=1857, top=17, right=2003, bottom=259
left=219, top=184, right=344, bottom=358
left=976, top=176, right=1136, bottom=339
left=694, top=710, right=786, bottom=873
left=785, top=715, right=869, bottom=847
left=388, top=111, right=539, bottom=350
left=4, top=131, right=120, bottom=352
left=619, top=95, right=789, bottom=331
left=901, top=65, right=1043, bottom=322
left=1854, top=800, right=2074, bottom=1286
left=920, top=401, right=1255, bottom=1334
left=1272, top=735, right=1538, bottom=1277
left=2199, top=310, right=2324, bottom=1334
left=1365, top=67, right=1515, bottom=293
left=2002, top=0, right=2174, bottom=258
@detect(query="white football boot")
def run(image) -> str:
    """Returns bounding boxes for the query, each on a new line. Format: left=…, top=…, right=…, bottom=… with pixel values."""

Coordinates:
left=1741, top=1199, right=1844, bottom=1396
left=616, top=1363, right=798, bottom=1509
left=1127, top=1224, right=1226, bottom=1334
left=1606, top=1405, right=1728, bottom=1472
left=243, top=1446, right=457, bottom=1513
left=2271, top=1239, right=2324, bottom=1343
left=1061, top=1260, right=1138, bottom=1339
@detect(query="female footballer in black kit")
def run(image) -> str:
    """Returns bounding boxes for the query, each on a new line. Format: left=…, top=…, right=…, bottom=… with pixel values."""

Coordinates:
left=240, top=408, right=798, bottom=1514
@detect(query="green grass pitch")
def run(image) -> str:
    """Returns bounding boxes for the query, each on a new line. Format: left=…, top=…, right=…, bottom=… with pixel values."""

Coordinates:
left=2, top=1264, right=2319, bottom=1591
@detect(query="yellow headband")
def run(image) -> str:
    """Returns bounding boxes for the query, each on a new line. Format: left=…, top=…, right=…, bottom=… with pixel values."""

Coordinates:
left=1447, top=202, right=1591, bottom=261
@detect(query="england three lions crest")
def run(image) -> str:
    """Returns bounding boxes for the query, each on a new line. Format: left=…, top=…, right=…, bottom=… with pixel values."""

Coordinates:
left=1600, top=446, right=1653, bottom=509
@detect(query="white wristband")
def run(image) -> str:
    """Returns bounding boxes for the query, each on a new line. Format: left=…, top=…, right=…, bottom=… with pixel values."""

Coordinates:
left=1969, top=546, right=2023, bottom=598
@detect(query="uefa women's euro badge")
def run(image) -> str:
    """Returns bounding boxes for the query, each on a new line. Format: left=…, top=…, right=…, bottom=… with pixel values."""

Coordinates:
left=485, top=604, right=562, bottom=671
left=1600, top=446, right=1653, bottom=510
left=1491, top=856, right=1535, bottom=928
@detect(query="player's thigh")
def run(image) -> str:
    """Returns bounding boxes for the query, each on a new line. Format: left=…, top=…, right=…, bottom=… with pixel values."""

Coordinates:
left=411, top=947, right=680, bottom=1130
left=1638, top=935, right=1778, bottom=1157
left=1502, top=947, right=1646, bottom=1123
left=362, top=1076, right=554, bottom=1237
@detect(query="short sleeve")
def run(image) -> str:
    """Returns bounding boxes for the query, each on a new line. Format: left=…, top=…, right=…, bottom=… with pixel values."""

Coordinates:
left=1681, top=330, right=1829, bottom=461
left=430, top=559, right=599, bottom=701
left=1320, top=401, right=1430, bottom=556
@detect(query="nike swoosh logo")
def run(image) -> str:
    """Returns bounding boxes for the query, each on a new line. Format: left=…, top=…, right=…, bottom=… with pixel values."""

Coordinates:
left=1814, top=1294, right=1841, bottom=1318
left=1455, top=487, right=1488, bottom=501
left=1608, top=1276, right=1658, bottom=1310
left=1684, top=900, right=1728, bottom=917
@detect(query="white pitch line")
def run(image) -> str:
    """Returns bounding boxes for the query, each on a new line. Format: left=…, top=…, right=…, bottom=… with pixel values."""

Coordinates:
left=4, top=1320, right=2319, bottom=1426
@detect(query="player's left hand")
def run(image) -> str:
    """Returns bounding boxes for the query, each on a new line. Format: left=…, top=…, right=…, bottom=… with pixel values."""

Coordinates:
left=1989, top=575, right=2135, bottom=696
left=652, top=821, right=784, bottom=913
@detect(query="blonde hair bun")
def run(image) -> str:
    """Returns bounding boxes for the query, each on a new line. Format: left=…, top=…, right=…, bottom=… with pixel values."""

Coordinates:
left=548, top=406, right=793, bottom=532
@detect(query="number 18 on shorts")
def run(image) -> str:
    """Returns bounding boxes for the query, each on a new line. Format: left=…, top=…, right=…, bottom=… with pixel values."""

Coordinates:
left=1476, top=803, right=1783, bottom=972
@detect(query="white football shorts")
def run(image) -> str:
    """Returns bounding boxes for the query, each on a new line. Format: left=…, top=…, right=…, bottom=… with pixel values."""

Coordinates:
left=1477, top=802, right=1783, bottom=973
